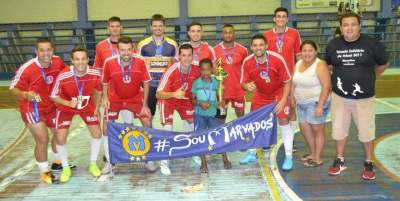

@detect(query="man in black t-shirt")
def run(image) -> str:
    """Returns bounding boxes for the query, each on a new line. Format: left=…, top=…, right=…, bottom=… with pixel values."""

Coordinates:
left=325, top=12, right=389, bottom=180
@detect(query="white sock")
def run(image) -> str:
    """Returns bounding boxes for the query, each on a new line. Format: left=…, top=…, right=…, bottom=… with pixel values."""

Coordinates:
left=182, top=121, right=194, bottom=132
left=290, top=121, right=297, bottom=131
left=91, top=138, right=101, bottom=162
left=160, top=160, right=169, bottom=167
left=248, top=149, right=256, bottom=155
left=53, top=151, right=60, bottom=161
left=162, top=124, right=173, bottom=131
left=161, top=125, right=173, bottom=166
left=120, top=110, right=134, bottom=124
left=56, top=144, right=69, bottom=168
left=36, top=161, right=49, bottom=173
left=103, top=136, right=110, bottom=163
left=281, top=124, right=294, bottom=156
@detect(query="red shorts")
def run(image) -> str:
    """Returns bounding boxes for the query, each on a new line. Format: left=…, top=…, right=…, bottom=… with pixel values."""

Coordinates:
left=158, top=101, right=194, bottom=125
left=251, top=100, right=290, bottom=120
left=55, top=109, right=99, bottom=129
left=104, top=101, right=147, bottom=121
left=20, top=109, right=56, bottom=128
left=224, top=97, right=245, bottom=112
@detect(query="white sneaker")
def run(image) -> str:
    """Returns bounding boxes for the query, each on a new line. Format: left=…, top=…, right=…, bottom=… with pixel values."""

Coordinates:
left=192, top=156, right=201, bottom=166
left=101, top=163, right=113, bottom=174
left=160, top=164, right=171, bottom=176
left=146, top=161, right=158, bottom=172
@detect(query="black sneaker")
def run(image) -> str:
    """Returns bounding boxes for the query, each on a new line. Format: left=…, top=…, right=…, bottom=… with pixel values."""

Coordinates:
left=51, top=163, right=77, bottom=171
left=328, top=158, right=347, bottom=176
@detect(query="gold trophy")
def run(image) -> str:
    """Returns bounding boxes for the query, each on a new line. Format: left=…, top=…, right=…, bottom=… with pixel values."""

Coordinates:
left=213, top=58, right=227, bottom=116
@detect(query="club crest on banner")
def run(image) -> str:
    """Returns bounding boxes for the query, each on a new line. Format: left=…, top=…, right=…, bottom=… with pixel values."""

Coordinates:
left=119, top=127, right=153, bottom=162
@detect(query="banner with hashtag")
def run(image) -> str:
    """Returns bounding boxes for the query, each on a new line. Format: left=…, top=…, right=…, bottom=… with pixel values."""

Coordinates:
left=108, top=103, right=277, bottom=163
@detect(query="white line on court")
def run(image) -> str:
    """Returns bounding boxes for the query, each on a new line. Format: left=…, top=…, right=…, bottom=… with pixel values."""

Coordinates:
left=0, top=122, right=86, bottom=192
left=268, top=98, right=400, bottom=201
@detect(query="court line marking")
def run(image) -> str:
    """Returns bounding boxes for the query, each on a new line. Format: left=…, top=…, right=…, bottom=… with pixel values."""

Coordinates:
left=0, top=108, right=27, bottom=160
left=373, top=132, right=400, bottom=183
left=0, top=121, right=86, bottom=192
left=257, top=149, right=281, bottom=201
left=267, top=98, right=400, bottom=201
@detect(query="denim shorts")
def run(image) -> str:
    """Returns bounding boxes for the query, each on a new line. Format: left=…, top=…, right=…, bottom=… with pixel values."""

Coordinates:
left=194, top=115, right=222, bottom=131
left=297, top=101, right=331, bottom=124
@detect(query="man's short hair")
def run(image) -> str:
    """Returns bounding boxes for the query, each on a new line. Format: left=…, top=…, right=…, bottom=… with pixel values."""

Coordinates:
left=339, top=12, right=361, bottom=25
left=179, top=43, right=193, bottom=55
left=151, top=14, right=165, bottom=25
left=187, top=21, right=202, bottom=31
left=118, top=36, right=133, bottom=45
left=36, top=37, right=54, bottom=49
left=108, top=16, right=121, bottom=25
left=70, top=46, right=88, bottom=58
left=274, top=7, right=289, bottom=17
left=222, top=24, right=234, bottom=29
left=251, top=34, right=266, bottom=44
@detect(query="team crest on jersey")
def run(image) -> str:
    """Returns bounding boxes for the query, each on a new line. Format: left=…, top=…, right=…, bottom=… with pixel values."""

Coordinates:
left=119, top=127, right=152, bottom=162
left=46, top=76, right=53, bottom=84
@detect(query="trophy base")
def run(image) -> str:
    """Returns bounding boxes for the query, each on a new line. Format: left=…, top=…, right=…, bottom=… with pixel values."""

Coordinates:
left=215, top=108, right=227, bottom=119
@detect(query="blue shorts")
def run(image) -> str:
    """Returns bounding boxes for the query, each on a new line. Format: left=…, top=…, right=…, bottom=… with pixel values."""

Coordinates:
left=297, top=101, right=330, bottom=125
left=194, top=115, right=222, bottom=131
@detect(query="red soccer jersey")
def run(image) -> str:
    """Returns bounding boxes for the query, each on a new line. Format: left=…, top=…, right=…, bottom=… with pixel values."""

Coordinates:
left=51, top=66, right=102, bottom=113
left=94, top=38, right=118, bottom=70
left=186, top=41, right=216, bottom=66
left=213, top=42, right=248, bottom=99
left=240, top=51, right=291, bottom=105
left=157, top=62, right=201, bottom=106
left=10, top=56, right=66, bottom=112
left=102, top=55, right=151, bottom=103
left=264, top=27, right=301, bottom=73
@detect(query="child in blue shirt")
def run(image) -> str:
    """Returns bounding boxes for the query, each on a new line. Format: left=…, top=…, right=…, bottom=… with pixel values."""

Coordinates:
left=191, top=58, right=232, bottom=173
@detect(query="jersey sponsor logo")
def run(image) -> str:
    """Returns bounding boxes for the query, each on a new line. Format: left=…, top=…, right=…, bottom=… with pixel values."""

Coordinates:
left=60, top=120, right=72, bottom=126
left=144, top=57, right=173, bottom=69
left=107, top=111, right=118, bottom=117
left=186, top=110, right=194, bottom=115
left=86, top=115, right=98, bottom=122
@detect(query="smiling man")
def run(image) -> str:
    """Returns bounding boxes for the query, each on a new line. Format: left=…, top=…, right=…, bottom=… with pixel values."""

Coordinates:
left=156, top=44, right=201, bottom=175
left=51, top=47, right=103, bottom=183
left=240, top=34, right=293, bottom=171
left=9, top=38, right=66, bottom=184
left=325, top=12, right=389, bottom=180
left=137, top=14, right=178, bottom=118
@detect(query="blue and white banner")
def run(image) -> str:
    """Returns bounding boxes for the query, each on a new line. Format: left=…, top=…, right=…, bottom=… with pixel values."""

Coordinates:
left=108, top=103, right=277, bottom=163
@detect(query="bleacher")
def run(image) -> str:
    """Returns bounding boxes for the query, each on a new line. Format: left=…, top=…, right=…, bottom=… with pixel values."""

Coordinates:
left=1, top=12, right=400, bottom=74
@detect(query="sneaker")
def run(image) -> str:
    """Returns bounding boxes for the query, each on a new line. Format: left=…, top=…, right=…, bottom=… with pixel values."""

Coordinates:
left=192, top=156, right=201, bottom=166
left=239, top=153, right=257, bottom=164
left=88, top=162, right=101, bottom=177
left=101, top=162, right=113, bottom=175
left=362, top=161, right=376, bottom=180
left=292, top=144, right=298, bottom=153
left=146, top=161, right=158, bottom=172
left=282, top=155, right=293, bottom=171
left=160, top=164, right=171, bottom=176
left=40, top=171, right=56, bottom=184
left=59, top=167, right=72, bottom=183
left=328, top=158, right=347, bottom=176
left=51, top=162, right=76, bottom=171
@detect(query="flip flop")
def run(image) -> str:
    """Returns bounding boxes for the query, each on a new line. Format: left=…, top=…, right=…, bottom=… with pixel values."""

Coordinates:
left=303, top=159, right=323, bottom=167
left=300, top=154, right=312, bottom=162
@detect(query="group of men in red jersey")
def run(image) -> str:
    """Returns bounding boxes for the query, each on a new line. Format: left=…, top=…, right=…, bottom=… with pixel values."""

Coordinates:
left=10, top=7, right=302, bottom=183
